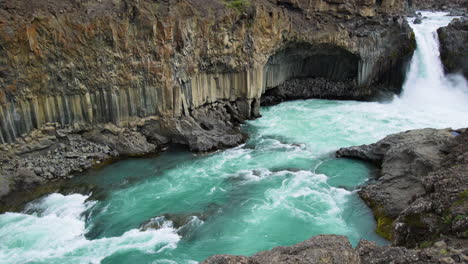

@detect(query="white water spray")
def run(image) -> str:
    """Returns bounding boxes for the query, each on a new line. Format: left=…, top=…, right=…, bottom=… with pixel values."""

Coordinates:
left=395, top=12, right=468, bottom=115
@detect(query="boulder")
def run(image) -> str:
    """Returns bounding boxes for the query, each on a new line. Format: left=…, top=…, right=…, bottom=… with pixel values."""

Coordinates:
left=438, top=18, right=468, bottom=78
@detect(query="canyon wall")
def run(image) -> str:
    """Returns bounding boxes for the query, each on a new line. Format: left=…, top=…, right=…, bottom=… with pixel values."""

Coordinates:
left=0, top=0, right=418, bottom=200
left=0, top=0, right=415, bottom=144
left=438, top=18, right=468, bottom=78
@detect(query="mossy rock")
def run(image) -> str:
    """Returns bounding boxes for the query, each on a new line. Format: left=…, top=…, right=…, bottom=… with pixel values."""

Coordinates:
left=223, top=0, right=250, bottom=12
left=376, top=213, right=394, bottom=240
left=361, top=196, right=395, bottom=240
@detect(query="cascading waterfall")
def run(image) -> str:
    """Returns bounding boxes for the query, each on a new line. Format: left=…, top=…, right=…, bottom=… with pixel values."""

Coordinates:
left=395, top=12, right=468, bottom=114
left=0, top=12, right=467, bottom=264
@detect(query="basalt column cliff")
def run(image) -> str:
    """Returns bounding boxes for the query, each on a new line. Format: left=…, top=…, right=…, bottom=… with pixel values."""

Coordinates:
left=0, top=0, right=415, bottom=200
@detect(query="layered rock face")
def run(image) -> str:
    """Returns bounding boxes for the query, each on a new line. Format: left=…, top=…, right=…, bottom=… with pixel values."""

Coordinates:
left=438, top=18, right=468, bottom=78
left=337, top=128, right=468, bottom=249
left=0, top=0, right=415, bottom=145
left=0, top=0, right=416, bottom=200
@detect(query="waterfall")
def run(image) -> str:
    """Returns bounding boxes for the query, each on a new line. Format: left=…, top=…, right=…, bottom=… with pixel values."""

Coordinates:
left=394, top=12, right=468, bottom=114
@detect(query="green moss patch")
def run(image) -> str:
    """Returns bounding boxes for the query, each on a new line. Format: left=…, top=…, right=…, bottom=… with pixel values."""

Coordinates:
left=223, top=0, right=250, bottom=12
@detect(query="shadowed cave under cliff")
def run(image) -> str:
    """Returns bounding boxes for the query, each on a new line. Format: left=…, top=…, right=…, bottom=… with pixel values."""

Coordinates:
left=261, top=42, right=362, bottom=105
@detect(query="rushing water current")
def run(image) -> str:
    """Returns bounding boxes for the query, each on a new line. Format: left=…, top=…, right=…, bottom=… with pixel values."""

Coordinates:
left=1, top=12, right=468, bottom=264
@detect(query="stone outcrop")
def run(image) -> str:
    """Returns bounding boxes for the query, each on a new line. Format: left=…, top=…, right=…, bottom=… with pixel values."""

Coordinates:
left=0, top=0, right=416, bottom=200
left=202, top=234, right=468, bottom=264
left=336, top=128, right=468, bottom=249
left=438, top=18, right=468, bottom=78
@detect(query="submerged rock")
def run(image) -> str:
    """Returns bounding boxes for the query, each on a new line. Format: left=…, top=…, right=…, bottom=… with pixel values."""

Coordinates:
left=140, top=213, right=205, bottom=238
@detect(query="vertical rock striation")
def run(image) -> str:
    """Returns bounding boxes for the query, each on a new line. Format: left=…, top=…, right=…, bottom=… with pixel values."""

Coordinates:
left=0, top=0, right=415, bottom=144
left=0, top=0, right=417, bottom=200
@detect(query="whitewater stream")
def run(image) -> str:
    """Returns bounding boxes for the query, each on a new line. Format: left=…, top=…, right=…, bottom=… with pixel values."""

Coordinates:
left=1, top=12, right=467, bottom=264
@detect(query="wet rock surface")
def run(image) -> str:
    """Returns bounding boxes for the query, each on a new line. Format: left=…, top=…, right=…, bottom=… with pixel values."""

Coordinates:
left=438, top=18, right=468, bottom=78
left=337, top=128, right=468, bottom=249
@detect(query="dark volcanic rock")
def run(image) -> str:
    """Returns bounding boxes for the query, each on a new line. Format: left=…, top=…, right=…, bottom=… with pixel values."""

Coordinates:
left=261, top=77, right=371, bottom=106
left=83, top=124, right=156, bottom=156
left=337, top=128, right=468, bottom=248
left=203, top=234, right=468, bottom=264
left=202, top=235, right=360, bottom=264
left=410, top=0, right=467, bottom=11
left=438, top=18, right=468, bottom=78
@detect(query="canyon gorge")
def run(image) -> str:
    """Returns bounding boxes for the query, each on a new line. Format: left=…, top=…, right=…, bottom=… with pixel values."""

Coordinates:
left=0, top=0, right=467, bottom=264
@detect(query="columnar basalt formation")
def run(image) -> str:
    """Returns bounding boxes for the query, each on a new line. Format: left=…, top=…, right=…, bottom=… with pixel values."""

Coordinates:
left=0, top=0, right=415, bottom=145
left=0, top=0, right=416, bottom=200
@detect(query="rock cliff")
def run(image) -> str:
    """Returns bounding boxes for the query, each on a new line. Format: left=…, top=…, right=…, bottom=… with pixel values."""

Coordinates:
left=202, top=234, right=468, bottom=264
left=337, top=128, right=468, bottom=249
left=0, top=0, right=415, bottom=144
left=0, top=0, right=416, bottom=200
left=438, top=18, right=468, bottom=78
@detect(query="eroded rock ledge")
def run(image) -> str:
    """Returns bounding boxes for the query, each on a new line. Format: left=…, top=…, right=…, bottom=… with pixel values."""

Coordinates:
left=0, top=99, right=253, bottom=209
left=337, top=128, right=468, bottom=249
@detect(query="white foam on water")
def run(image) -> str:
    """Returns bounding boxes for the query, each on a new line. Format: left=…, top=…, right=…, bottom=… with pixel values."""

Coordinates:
left=257, top=170, right=349, bottom=224
left=391, top=11, right=468, bottom=127
left=0, top=193, right=180, bottom=264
